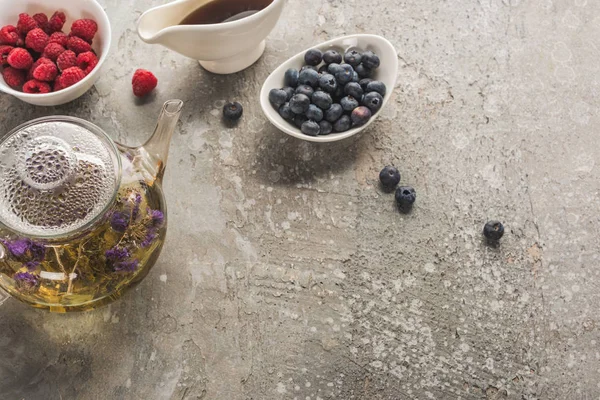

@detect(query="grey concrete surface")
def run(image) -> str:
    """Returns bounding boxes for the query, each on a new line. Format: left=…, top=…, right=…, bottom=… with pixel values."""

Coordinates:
left=1, top=0, right=599, bottom=399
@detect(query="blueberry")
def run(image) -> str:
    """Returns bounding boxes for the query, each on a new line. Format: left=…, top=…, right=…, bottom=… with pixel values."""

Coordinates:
left=282, top=86, right=295, bottom=101
left=278, top=103, right=294, bottom=120
left=295, top=84, right=314, bottom=97
left=318, top=64, right=329, bottom=74
left=299, top=68, right=320, bottom=87
left=306, top=104, right=324, bottom=122
left=289, top=93, right=311, bottom=114
left=327, top=63, right=343, bottom=75
left=323, top=50, right=342, bottom=64
left=344, top=82, right=364, bottom=100
left=284, top=68, right=299, bottom=87
left=351, top=106, right=372, bottom=126
left=361, top=51, right=380, bottom=69
left=333, top=115, right=351, bottom=132
left=312, top=91, right=333, bottom=110
left=395, top=186, right=416, bottom=211
left=335, top=64, right=355, bottom=85
left=304, top=48, right=323, bottom=66
left=318, top=73, right=338, bottom=93
left=269, top=88, right=288, bottom=107
left=344, top=50, right=363, bottom=66
left=332, top=85, right=345, bottom=101
left=359, top=78, right=374, bottom=91
left=325, top=103, right=343, bottom=123
left=294, top=114, right=308, bottom=128
left=301, top=65, right=319, bottom=72
left=379, top=166, right=401, bottom=188
left=352, top=71, right=360, bottom=83
left=362, top=92, right=384, bottom=113
left=340, top=96, right=359, bottom=112
left=483, top=221, right=505, bottom=241
left=223, top=102, right=243, bottom=121
left=301, top=120, right=321, bottom=136
left=366, top=81, right=387, bottom=96
left=319, top=120, right=333, bottom=135
left=355, top=64, right=373, bottom=79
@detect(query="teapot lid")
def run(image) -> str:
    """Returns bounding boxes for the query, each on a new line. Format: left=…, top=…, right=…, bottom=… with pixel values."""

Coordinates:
left=0, top=117, right=122, bottom=238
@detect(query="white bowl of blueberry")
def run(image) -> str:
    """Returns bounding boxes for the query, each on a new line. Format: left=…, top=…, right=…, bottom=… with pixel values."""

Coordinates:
left=260, top=34, right=398, bottom=142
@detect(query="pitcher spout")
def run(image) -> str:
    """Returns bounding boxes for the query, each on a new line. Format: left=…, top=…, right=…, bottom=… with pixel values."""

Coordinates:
left=137, top=0, right=192, bottom=43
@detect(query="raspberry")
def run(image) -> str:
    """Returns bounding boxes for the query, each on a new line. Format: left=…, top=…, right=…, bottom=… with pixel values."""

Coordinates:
left=2, top=66, right=25, bottom=88
left=67, top=36, right=91, bottom=54
left=54, top=78, right=64, bottom=92
left=17, top=13, right=38, bottom=35
left=59, top=66, right=86, bottom=88
left=22, top=79, right=51, bottom=93
left=76, top=51, right=98, bottom=75
left=7, top=48, right=33, bottom=70
left=25, top=28, right=49, bottom=53
left=56, top=50, right=76, bottom=71
left=27, top=57, right=53, bottom=80
left=33, top=13, right=49, bottom=33
left=42, top=42, right=65, bottom=61
left=32, top=61, right=58, bottom=82
left=0, top=45, right=13, bottom=66
left=0, top=25, right=21, bottom=46
left=70, top=19, right=98, bottom=43
left=48, top=11, right=66, bottom=33
left=132, top=69, right=158, bottom=97
left=48, top=32, right=68, bottom=47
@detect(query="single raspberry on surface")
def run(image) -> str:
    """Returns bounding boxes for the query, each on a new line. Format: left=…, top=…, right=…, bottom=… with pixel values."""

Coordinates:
left=33, top=13, right=49, bottom=33
left=56, top=49, right=76, bottom=71
left=2, top=66, right=25, bottom=88
left=7, top=48, right=33, bottom=70
left=32, top=61, right=58, bottom=82
left=22, top=79, right=51, bottom=93
left=59, top=66, right=86, bottom=88
left=70, top=19, right=98, bottom=42
left=67, top=36, right=91, bottom=54
left=0, top=45, right=13, bottom=66
left=48, top=11, right=66, bottom=33
left=25, top=28, right=49, bottom=53
left=76, top=51, right=98, bottom=75
left=132, top=69, right=158, bottom=97
left=0, top=25, right=21, bottom=46
left=27, top=57, right=53, bottom=80
left=48, top=32, right=68, bottom=47
left=42, top=42, right=65, bottom=61
left=17, top=13, right=38, bottom=35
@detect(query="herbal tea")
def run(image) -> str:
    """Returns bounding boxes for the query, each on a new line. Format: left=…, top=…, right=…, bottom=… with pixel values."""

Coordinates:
left=179, top=0, right=273, bottom=25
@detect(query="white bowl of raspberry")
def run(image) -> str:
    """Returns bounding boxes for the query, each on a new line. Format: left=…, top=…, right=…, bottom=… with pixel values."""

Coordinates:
left=0, top=0, right=111, bottom=106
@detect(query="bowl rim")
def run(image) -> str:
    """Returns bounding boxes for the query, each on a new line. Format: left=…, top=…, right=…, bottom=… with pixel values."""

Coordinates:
left=260, top=34, right=398, bottom=143
left=0, top=0, right=112, bottom=100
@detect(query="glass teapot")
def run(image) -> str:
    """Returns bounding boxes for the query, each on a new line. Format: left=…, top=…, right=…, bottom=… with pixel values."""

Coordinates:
left=0, top=100, right=183, bottom=312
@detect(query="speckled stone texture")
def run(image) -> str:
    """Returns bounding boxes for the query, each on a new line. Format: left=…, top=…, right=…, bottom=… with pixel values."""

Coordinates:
left=1, top=0, right=599, bottom=399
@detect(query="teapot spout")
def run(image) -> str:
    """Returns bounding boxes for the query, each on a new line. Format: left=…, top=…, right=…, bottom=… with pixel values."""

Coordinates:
left=140, top=100, right=184, bottom=182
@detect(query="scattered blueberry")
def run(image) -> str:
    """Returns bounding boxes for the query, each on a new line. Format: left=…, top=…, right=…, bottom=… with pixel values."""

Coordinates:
left=327, top=63, right=343, bottom=75
left=269, top=88, right=288, bottom=107
left=335, top=64, right=354, bottom=85
left=366, top=80, right=387, bottom=96
left=282, top=86, right=295, bottom=101
left=344, top=82, right=364, bottom=100
left=299, top=68, right=320, bottom=87
left=333, top=115, right=351, bottom=132
left=355, top=64, right=373, bottom=79
left=340, top=96, right=359, bottom=112
left=359, top=78, right=374, bottom=91
left=223, top=102, right=243, bottom=121
left=279, top=103, right=294, bottom=120
left=362, top=92, right=384, bottom=113
left=312, top=91, right=333, bottom=110
left=306, top=104, right=324, bottom=122
left=289, top=93, right=311, bottom=114
left=318, top=74, right=338, bottom=93
left=395, top=186, right=416, bottom=211
left=295, top=84, right=314, bottom=97
left=319, top=120, right=333, bottom=135
left=361, top=51, right=380, bottom=69
left=325, top=103, right=343, bottom=123
left=483, top=221, right=505, bottom=241
left=344, top=49, right=363, bottom=66
left=304, top=48, right=323, bottom=66
left=301, top=120, right=321, bottom=136
left=379, top=166, right=401, bottom=188
left=323, top=50, right=342, bottom=64
left=284, top=68, right=299, bottom=87
left=351, top=106, right=372, bottom=126
left=294, top=114, right=308, bottom=128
